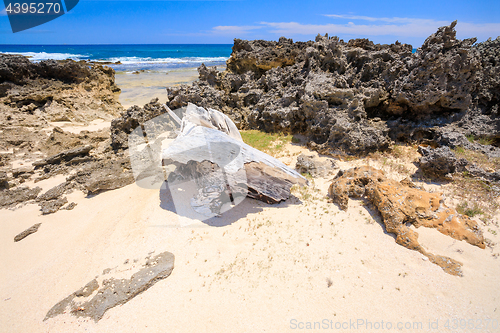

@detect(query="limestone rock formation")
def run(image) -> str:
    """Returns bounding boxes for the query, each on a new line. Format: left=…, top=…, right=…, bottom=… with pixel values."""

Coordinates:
left=44, top=251, right=175, bottom=322
left=165, top=22, right=500, bottom=155
left=13, top=223, right=41, bottom=242
left=328, top=166, right=485, bottom=276
left=39, top=197, right=68, bottom=215
left=0, top=186, right=41, bottom=208
left=0, top=55, right=122, bottom=126
left=418, top=146, right=468, bottom=179
left=295, top=153, right=336, bottom=177
left=0, top=55, right=130, bottom=211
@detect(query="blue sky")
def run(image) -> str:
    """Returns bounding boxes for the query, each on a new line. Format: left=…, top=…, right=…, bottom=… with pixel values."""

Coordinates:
left=1, top=0, right=499, bottom=46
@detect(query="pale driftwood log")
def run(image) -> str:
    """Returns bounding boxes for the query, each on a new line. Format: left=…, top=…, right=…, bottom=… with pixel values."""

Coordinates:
left=162, top=104, right=307, bottom=218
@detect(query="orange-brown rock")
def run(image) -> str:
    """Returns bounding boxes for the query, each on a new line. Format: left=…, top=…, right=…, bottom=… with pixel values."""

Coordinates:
left=328, top=166, right=485, bottom=276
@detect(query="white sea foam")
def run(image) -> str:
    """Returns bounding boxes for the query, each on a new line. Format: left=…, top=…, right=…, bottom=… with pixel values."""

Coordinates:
left=0, top=50, right=229, bottom=68
left=0, top=51, right=87, bottom=61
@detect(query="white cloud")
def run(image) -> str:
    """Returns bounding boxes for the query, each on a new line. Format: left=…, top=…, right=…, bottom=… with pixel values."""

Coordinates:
left=206, top=15, right=500, bottom=43
left=324, top=14, right=447, bottom=25
left=211, top=25, right=262, bottom=35
left=260, top=21, right=446, bottom=38
left=257, top=16, right=500, bottom=41
left=456, top=22, right=500, bottom=38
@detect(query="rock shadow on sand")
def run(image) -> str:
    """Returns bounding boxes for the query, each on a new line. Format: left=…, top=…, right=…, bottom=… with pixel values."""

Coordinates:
left=159, top=180, right=302, bottom=227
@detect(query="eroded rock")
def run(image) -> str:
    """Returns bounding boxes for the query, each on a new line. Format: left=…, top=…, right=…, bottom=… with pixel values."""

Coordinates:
left=328, top=166, right=485, bottom=276
left=0, top=186, right=42, bottom=208
left=39, top=197, right=68, bottom=215
left=44, top=251, right=175, bottom=322
left=68, top=157, right=134, bottom=195
left=37, top=182, right=68, bottom=201
left=418, top=146, right=468, bottom=179
left=419, top=145, right=500, bottom=182
left=0, top=55, right=122, bottom=126
left=14, top=223, right=41, bottom=242
left=163, top=22, right=500, bottom=156
left=0, top=171, right=8, bottom=189
left=295, top=153, right=336, bottom=177
left=33, top=145, right=93, bottom=168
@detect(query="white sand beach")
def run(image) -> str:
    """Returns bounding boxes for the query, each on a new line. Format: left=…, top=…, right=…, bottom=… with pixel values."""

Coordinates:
left=1, top=140, right=500, bottom=333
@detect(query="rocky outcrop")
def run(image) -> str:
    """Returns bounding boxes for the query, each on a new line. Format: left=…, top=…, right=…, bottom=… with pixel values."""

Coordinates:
left=164, top=22, right=500, bottom=156
left=475, top=37, right=500, bottom=114
left=39, top=197, right=68, bottom=215
left=0, top=55, right=122, bottom=126
left=110, top=98, right=175, bottom=150
left=0, top=171, right=8, bottom=189
left=390, top=21, right=479, bottom=117
left=45, top=251, right=175, bottom=322
left=0, top=55, right=130, bottom=212
left=33, top=145, right=93, bottom=168
left=328, top=166, right=485, bottom=276
left=0, top=186, right=41, bottom=208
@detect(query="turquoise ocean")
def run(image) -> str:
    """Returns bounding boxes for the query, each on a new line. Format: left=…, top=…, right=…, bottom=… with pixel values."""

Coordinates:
left=0, top=44, right=233, bottom=72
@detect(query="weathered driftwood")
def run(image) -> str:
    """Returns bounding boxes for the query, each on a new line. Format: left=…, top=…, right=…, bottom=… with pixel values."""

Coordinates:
left=161, top=103, right=307, bottom=218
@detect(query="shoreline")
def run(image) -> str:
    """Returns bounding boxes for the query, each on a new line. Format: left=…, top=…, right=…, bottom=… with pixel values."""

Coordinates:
left=114, top=66, right=225, bottom=108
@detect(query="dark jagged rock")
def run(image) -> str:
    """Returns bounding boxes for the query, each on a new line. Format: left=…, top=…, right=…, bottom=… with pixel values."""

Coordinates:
left=475, top=37, right=500, bottom=112
left=0, top=171, right=8, bottom=189
left=418, top=146, right=468, bottom=179
left=295, top=153, right=336, bottom=177
left=37, top=182, right=68, bottom=201
left=69, top=157, right=134, bottom=194
left=33, top=145, right=93, bottom=168
left=83, top=171, right=134, bottom=194
left=110, top=98, right=177, bottom=150
left=45, top=252, right=175, bottom=322
left=14, top=223, right=41, bottom=242
left=12, top=166, right=34, bottom=179
left=0, top=186, right=42, bottom=208
left=436, top=131, right=500, bottom=158
left=419, top=145, right=500, bottom=182
left=39, top=197, right=68, bottom=215
left=161, top=22, right=500, bottom=156
left=390, top=21, right=480, bottom=117
left=63, top=202, right=77, bottom=210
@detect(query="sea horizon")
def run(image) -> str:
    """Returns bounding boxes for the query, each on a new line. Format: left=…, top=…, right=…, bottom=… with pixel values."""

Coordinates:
left=0, top=44, right=233, bottom=72
left=0, top=42, right=418, bottom=73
